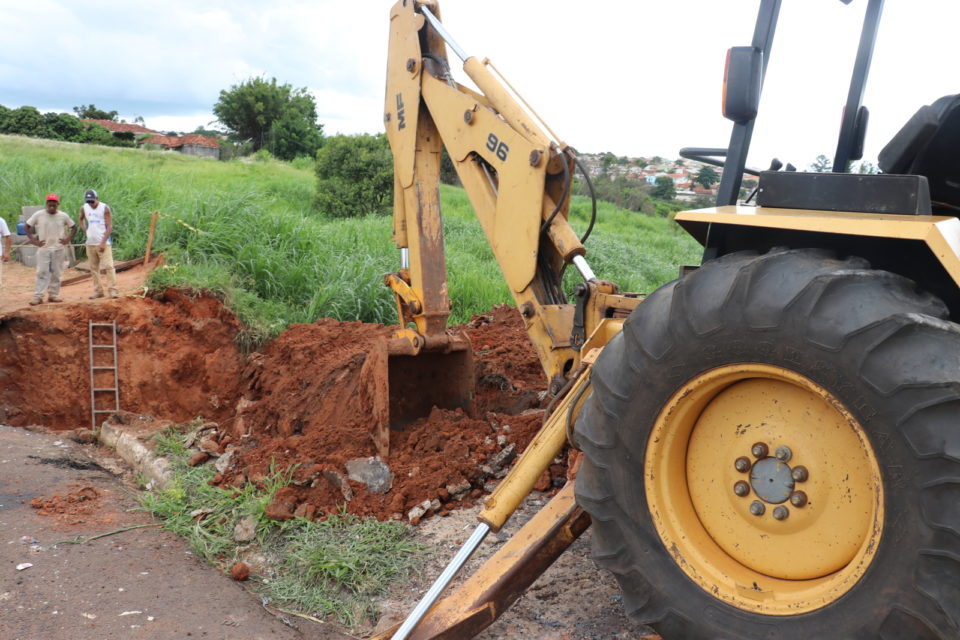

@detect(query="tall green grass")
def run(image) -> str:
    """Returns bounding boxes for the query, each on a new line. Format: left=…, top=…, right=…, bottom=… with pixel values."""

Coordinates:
left=0, top=135, right=702, bottom=343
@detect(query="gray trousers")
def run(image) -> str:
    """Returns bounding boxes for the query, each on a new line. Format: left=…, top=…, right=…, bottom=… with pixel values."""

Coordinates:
left=34, top=247, right=65, bottom=298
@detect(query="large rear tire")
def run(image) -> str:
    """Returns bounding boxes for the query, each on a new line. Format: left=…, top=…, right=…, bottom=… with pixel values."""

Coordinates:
left=574, top=249, right=960, bottom=639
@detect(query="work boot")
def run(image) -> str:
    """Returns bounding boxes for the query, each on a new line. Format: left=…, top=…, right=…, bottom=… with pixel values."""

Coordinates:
left=48, top=296, right=63, bottom=303
left=90, top=292, right=104, bottom=299
left=29, top=297, right=42, bottom=306
left=109, top=291, right=119, bottom=299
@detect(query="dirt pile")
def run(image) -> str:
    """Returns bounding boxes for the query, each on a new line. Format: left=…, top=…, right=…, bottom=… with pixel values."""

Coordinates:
left=2, top=293, right=556, bottom=524
left=215, top=304, right=554, bottom=522
left=30, top=486, right=107, bottom=526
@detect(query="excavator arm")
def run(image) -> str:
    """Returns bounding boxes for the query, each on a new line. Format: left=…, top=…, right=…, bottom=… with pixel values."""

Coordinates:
left=376, top=2, right=648, bottom=638
left=384, top=0, right=639, bottom=388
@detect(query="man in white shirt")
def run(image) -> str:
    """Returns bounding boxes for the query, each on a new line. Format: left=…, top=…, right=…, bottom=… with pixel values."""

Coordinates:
left=0, top=216, right=11, bottom=288
left=78, top=189, right=118, bottom=299
left=25, top=194, right=77, bottom=305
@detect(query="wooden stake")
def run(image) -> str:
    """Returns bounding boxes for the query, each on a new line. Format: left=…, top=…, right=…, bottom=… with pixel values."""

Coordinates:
left=144, top=210, right=159, bottom=264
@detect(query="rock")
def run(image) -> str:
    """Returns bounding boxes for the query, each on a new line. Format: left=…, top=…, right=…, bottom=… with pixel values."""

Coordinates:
left=233, top=515, right=257, bottom=542
left=68, top=429, right=98, bottom=444
left=198, top=436, right=222, bottom=456
left=488, top=443, right=517, bottom=473
left=446, top=481, right=471, bottom=500
left=187, top=451, right=210, bottom=467
left=345, top=457, right=393, bottom=494
left=496, top=435, right=508, bottom=446
left=407, top=499, right=433, bottom=523
left=322, top=470, right=354, bottom=501
left=293, top=463, right=323, bottom=487
left=230, top=562, right=250, bottom=581
left=430, top=499, right=441, bottom=512
left=407, top=504, right=427, bottom=522
left=437, top=488, right=450, bottom=501
left=264, top=489, right=297, bottom=522
left=293, top=503, right=317, bottom=521
left=214, top=449, right=235, bottom=474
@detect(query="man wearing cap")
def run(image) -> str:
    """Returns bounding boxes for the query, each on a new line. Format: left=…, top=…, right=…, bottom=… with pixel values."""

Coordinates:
left=78, top=189, right=118, bottom=299
left=25, top=194, right=77, bottom=305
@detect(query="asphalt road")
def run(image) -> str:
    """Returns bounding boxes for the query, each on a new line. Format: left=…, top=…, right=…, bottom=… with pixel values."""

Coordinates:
left=0, top=425, right=350, bottom=640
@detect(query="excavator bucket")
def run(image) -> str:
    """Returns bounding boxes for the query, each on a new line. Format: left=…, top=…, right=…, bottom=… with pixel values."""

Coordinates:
left=368, top=333, right=475, bottom=459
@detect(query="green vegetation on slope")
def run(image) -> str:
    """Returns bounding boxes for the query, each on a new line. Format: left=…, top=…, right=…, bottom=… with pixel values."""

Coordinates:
left=0, top=135, right=702, bottom=344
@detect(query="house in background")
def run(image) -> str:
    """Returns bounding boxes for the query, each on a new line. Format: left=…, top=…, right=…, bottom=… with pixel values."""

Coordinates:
left=140, top=134, right=221, bottom=160
left=82, top=119, right=162, bottom=141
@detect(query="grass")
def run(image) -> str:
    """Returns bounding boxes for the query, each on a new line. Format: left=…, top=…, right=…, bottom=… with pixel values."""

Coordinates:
left=262, top=514, right=424, bottom=626
left=139, top=422, right=425, bottom=628
left=0, top=134, right=703, bottom=345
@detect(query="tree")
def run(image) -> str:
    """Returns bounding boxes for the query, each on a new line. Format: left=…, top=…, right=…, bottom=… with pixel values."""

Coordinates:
left=267, top=107, right=324, bottom=161
left=694, top=165, right=719, bottom=189
left=213, top=76, right=324, bottom=160
left=599, top=152, right=617, bottom=173
left=650, top=175, right=676, bottom=200
left=2, top=106, right=46, bottom=136
left=809, top=154, right=832, bottom=172
left=851, top=160, right=878, bottom=174
left=315, top=134, right=393, bottom=218
left=73, top=104, right=119, bottom=121
left=43, top=112, right=85, bottom=141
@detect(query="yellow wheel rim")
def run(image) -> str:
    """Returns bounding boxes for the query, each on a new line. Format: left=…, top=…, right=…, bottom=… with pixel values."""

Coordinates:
left=644, top=364, right=883, bottom=615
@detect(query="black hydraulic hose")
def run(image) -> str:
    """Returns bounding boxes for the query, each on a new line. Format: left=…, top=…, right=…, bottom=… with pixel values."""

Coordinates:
left=539, top=149, right=572, bottom=236
left=573, top=155, right=598, bottom=245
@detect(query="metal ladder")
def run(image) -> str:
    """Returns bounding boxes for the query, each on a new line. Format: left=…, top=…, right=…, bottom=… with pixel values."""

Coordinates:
left=88, top=321, right=120, bottom=430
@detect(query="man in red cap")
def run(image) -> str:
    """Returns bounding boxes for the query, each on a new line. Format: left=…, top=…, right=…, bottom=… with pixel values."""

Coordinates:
left=25, top=194, right=77, bottom=305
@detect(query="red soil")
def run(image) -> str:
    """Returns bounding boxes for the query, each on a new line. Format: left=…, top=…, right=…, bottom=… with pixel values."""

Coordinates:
left=1, top=293, right=557, bottom=523
left=219, top=304, right=552, bottom=521
left=0, top=290, right=244, bottom=429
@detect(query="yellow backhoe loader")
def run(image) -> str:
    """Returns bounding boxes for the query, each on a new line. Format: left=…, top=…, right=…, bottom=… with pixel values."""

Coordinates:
left=373, top=1, right=960, bottom=638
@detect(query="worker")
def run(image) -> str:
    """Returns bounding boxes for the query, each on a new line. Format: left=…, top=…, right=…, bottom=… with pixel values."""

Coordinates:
left=25, top=194, right=77, bottom=305
left=0, top=215, right=10, bottom=288
left=78, top=189, right=118, bottom=299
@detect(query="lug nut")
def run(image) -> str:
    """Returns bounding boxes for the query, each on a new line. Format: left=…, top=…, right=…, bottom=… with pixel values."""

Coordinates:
left=791, top=466, right=809, bottom=483
left=790, top=491, right=808, bottom=508
left=406, top=58, right=417, bottom=72
left=749, top=501, right=765, bottom=516
left=733, top=481, right=750, bottom=497
left=775, top=445, right=792, bottom=462
left=751, top=442, right=769, bottom=459
left=772, top=506, right=790, bottom=521
left=734, top=456, right=751, bottom=473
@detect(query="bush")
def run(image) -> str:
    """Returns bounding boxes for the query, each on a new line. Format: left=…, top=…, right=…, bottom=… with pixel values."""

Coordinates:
left=314, top=134, right=392, bottom=218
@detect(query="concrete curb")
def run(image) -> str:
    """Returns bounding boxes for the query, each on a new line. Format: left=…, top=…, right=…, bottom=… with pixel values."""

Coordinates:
left=99, top=422, right=173, bottom=489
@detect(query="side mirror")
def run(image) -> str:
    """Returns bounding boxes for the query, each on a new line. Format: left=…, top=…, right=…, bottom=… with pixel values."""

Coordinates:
left=722, top=46, right=762, bottom=123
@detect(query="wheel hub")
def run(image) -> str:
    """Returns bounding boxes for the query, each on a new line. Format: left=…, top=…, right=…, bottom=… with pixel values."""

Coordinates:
left=748, top=456, right=794, bottom=504
left=644, top=364, right=884, bottom=615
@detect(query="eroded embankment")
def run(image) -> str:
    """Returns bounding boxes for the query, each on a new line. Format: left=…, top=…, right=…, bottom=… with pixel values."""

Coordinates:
left=0, top=293, right=558, bottom=522
left=0, top=290, right=245, bottom=429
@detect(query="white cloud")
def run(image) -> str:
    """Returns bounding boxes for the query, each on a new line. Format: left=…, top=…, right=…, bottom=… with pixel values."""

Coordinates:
left=0, top=0, right=957, bottom=169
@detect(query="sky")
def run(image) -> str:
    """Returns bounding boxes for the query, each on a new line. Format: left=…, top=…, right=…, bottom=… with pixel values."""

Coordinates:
left=1, top=1, right=957, bottom=170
